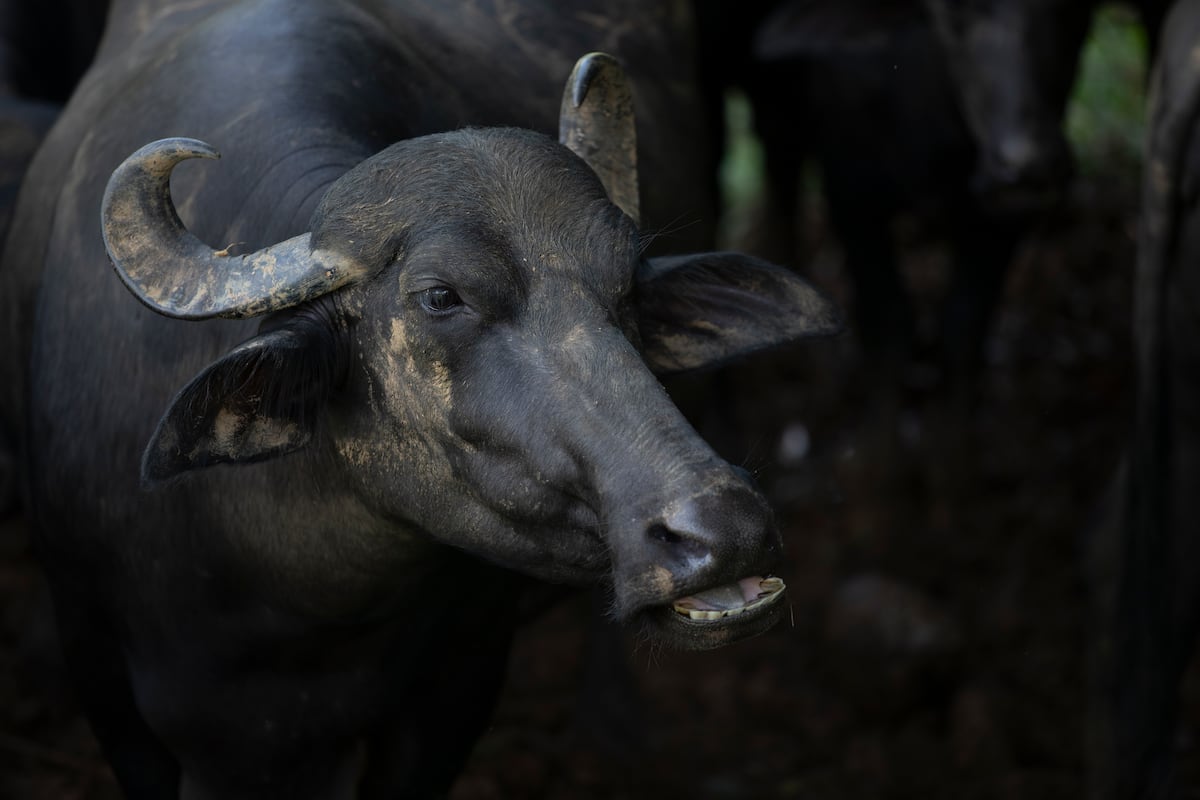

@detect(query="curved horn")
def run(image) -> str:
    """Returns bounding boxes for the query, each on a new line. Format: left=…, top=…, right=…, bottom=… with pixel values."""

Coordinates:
left=558, top=52, right=640, bottom=225
left=101, top=137, right=362, bottom=320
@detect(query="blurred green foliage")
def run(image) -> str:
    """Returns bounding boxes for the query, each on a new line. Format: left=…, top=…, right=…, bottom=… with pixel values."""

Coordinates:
left=718, top=91, right=766, bottom=216
left=1066, top=3, right=1149, bottom=177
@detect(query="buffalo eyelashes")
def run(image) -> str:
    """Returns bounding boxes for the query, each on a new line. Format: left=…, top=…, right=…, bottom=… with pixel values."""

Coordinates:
left=418, top=286, right=463, bottom=316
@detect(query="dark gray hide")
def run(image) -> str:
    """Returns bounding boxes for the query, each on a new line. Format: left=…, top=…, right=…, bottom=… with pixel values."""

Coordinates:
left=0, top=0, right=107, bottom=514
left=5, top=0, right=839, bottom=797
left=1091, top=3, right=1200, bottom=797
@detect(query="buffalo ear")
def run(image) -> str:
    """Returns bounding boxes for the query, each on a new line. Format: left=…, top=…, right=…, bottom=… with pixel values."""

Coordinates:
left=754, top=0, right=926, bottom=60
left=635, top=251, right=841, bottom=375
left=142, top=321, right=338, bottom=487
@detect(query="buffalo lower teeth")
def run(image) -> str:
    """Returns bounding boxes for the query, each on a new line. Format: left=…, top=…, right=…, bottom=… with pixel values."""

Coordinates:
left=760, top=577, right=785, bottom=593
left=671, top=581, right=786, bottom=622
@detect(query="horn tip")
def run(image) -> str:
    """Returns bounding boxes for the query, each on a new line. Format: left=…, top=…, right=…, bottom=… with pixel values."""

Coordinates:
left=131, top=136, right=221, bottom=164
left=569, top=52, right=622, bottom=108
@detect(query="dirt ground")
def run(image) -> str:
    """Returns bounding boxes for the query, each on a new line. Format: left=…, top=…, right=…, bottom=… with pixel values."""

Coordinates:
left=1, top=169, right=1194, bottom=798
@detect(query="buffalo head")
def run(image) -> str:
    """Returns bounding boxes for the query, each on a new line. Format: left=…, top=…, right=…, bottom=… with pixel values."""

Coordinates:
left=923, top=0, right=1087, bottom=213
left=100, top=54, right=840, bottom=650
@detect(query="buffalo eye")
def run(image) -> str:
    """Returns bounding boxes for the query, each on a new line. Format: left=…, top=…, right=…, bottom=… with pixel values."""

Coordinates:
left=418, top=286, right=463, bottom=316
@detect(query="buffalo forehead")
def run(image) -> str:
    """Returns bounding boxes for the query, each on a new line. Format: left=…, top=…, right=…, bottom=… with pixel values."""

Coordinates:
left=312, top=128, right=636, bottom=298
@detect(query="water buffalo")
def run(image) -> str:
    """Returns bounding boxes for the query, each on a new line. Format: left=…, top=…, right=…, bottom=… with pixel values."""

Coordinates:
left=923, top=0, right=1169, bottom=208
left=1094, top=3, right=1200, bottom=797
left=697, top=0, right=1032, bottom=439
left=916, top=3, right=1194, bottom=796
left=0, top=0, right=839, bottom=796
left=921, top=0, right=1092, bottom=210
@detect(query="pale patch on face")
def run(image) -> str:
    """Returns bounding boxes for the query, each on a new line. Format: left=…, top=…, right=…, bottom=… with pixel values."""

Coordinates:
left=388, top=317, right=408, bottom=354
left=382, top=317, right=419, bottom=419
left=383, top=316, right=453, bottom=419
left=335, top=435, right=373, bottom=470
left=428, top=360, right=453, bottom=412
left=648, top=565, right=676, bottom=598
left=340, top=313, right=461, bottom=480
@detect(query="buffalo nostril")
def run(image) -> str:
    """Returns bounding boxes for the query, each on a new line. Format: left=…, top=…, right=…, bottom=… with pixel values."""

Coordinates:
left=648, top=522, right=683, bottom=546
left=647, top=520, right=713, bottom=565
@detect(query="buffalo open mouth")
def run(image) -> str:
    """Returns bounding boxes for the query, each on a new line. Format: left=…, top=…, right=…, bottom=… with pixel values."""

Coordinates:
left=671, top=575, right=785, bottom=621
left=641, top=575, right=787, bottom=650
